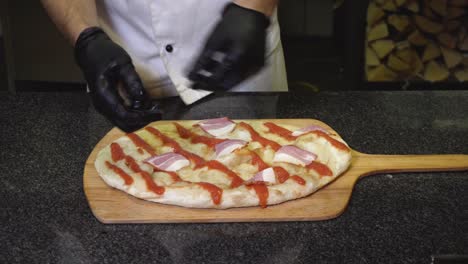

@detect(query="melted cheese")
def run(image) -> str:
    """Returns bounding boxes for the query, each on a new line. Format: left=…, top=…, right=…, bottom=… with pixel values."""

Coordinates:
left=177, top=166, right=232, bottom=187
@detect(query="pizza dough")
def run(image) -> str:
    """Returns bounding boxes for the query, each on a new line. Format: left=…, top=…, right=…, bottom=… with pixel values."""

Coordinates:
left=94, top=119, right=352, bottom=209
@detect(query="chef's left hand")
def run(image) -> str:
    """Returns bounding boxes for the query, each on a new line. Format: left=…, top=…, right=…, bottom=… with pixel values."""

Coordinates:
left=188, top=3, right=270, bottom=91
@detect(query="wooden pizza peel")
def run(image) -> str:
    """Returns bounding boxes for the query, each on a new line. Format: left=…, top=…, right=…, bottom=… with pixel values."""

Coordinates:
left=83, top=119, right=468, bottom=224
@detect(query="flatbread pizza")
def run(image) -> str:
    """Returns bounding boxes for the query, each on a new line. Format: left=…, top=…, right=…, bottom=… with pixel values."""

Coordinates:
left=94, top=118, right=352, bottom=209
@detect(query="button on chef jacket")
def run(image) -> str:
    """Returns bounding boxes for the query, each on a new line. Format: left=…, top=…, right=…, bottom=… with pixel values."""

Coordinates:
left=96, top=0, right=288, bottom=105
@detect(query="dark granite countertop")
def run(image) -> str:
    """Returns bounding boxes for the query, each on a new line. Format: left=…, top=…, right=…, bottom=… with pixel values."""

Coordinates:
left=1, top=90, right=467, bottom=264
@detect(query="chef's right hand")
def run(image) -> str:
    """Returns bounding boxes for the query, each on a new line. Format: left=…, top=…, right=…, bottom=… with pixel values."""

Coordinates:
left=74, top=27, right=162, bottom=132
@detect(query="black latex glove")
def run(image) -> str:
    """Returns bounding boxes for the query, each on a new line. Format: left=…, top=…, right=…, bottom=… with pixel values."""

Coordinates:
left=74, top=27, right=162, bottom=132
left=188, top=3, right=270, bottom=91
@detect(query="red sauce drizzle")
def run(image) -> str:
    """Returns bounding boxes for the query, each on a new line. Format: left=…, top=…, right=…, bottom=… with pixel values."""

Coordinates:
left=263, top=122, right=295, bottom=141
left=273, top=166, right=290, bottom=183
left=206, top=160, right=244, bottom=188
left=307, top=161, right=333, bottom=177
left=110, top=143, right=125, bottom=162
left=191, top=136, right=225, bottom=149
left=247, top=183, right=269, bottom=208
left=174, top=122, right=225, bottom=148
left=137, top=148, right=144, bottom=155
left=249, top=151, right=269, bottom=171
left=263, top=122, right=350, bottom=152
left=153, top=167, right=183, bottom=182
left=145, top=127, right=180, bottom=150
left=140, top=171, right=165, bottom=195
left=197, top=182, right=223, bottom=205
left=290, top=175, right=306, bottom=185
left=124, top=156, right=142, bottom=173
left=123, top=155, right=166, bottom=194
left=312, top=131, right=350, bottom=152
left=177, top=149, right=206, bottom=169
left=108, top=134, right=166, bottom=195
left=168, top=172, right=183, bottom=182
left=239, top=122, right=281, bottom=151
left=174, top=122, right=193, bottom=139
left=105, top=161, right=133, bottom=185
left=127, top=133, right=156, bottom=156
left=145, top=126, right=206, bottom=168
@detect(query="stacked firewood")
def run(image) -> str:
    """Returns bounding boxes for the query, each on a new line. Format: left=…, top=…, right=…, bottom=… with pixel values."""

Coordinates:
left=365, top=0, right=468, bottom=82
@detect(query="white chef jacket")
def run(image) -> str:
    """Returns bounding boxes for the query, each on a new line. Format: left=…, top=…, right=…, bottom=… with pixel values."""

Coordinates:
left=96, top=0, right=288, bottom=104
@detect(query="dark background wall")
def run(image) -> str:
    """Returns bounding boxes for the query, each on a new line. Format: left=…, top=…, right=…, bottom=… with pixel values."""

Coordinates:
left=7, top=0, right=83, bottom=83
left=2, top=0, right=338, bottom=89
left=0, top=19, right=6, bottom=90
left=0, top=1, right=8, bottom=91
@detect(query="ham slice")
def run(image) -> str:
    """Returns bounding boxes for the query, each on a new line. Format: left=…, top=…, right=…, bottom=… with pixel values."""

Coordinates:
left=145, top=152, right=190, bottom=172
left=291, top=125, right=329, bottom=137
left=215, top=140, right=248, bottom=158
left=273, top=145, right=317, bottom=166
left=246, top=168, right=277, bottom=184
left=198, top=117, right=236, bottom=137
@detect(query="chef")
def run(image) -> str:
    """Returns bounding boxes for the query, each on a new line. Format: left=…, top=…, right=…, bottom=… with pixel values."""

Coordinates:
left=41, top=0, right=288, bottom=132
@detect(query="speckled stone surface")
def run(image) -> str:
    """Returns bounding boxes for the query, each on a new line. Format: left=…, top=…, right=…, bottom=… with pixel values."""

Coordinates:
left=1, top=91, right=467, bottom=264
